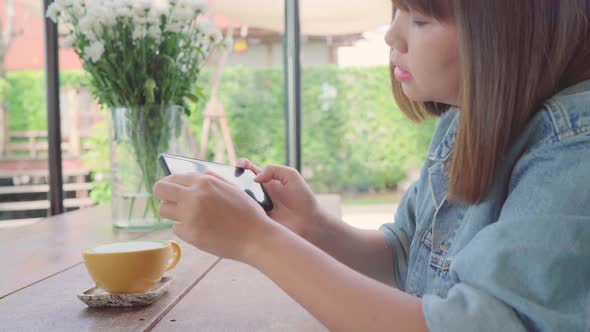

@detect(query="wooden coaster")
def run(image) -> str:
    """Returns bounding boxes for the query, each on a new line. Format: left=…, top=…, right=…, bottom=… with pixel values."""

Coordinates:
left=78, top=276, right=172, bottom=307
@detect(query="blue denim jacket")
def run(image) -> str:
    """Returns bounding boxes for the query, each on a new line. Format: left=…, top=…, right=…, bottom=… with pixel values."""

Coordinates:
left=380, top=80, right=590, bottom=332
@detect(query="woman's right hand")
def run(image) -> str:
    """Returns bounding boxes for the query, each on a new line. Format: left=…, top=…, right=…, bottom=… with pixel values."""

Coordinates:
left=237, top=158, right=325, bottom=243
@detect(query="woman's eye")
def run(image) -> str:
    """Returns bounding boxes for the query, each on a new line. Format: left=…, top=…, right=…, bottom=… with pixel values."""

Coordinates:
left=412, top=19, right=428, bottom=27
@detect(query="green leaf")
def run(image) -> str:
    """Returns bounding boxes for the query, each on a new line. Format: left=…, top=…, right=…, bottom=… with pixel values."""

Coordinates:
left=193, top=87, right=205, bottom=99
left=160, top=55, right=176, bottom=67
left=144, top=78, right=157, bottom=104
left=184, top=93, right=200, bottom=104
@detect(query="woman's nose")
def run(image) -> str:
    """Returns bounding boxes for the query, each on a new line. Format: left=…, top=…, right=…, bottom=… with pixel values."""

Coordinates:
left=385, top=12, right=408, bottom=53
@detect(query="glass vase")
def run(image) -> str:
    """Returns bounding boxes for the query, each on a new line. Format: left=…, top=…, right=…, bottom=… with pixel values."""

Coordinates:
left=109, top=105, right=189, bottom=231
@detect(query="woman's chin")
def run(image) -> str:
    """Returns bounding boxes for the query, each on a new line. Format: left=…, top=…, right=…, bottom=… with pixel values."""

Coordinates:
left=401, top=84, right=428, bottom=102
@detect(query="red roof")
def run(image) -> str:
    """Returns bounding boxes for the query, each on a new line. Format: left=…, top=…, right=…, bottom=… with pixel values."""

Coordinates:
left=0, top=1, right=79, bottom=71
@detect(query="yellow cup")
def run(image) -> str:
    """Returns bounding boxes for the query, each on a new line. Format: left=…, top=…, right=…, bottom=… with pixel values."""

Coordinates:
left=82, top=240, right=181, bottom=294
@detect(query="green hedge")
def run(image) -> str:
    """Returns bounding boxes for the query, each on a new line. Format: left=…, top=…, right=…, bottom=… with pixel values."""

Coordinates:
left=6, top=71, right=91, bottom=131
left=6, top=67, right=435, bottom=195
left=189, top=66, right=436, bottom=193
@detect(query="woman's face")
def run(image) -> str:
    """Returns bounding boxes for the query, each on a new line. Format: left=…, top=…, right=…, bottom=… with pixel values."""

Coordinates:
left=385, top=8, right=461, bottom=106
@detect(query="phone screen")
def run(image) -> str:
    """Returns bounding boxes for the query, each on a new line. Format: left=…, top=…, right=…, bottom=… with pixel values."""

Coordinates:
left=159, top=153, right=273, bottom=212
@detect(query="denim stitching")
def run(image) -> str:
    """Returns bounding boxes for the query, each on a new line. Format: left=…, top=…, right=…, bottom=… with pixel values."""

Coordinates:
left=546, top=99, right=570, bottom=142
left=428, top=114, right=459, bottom=161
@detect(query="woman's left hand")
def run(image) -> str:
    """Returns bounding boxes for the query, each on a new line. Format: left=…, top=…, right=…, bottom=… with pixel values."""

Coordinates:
left=153, top=172, right=272, bottom=262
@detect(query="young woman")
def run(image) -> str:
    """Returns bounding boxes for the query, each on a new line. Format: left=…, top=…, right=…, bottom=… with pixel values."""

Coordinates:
left=153, top=0, right=590, bottom=330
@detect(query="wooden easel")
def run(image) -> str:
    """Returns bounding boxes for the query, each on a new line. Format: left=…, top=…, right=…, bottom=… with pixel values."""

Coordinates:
left=198, top=32, right=237, bottom=165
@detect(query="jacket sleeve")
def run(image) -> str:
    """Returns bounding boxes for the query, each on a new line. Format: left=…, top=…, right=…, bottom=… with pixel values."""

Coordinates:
left=423, top=137, right=590, bottom=332
left=379, top=181, right=418, bottom=290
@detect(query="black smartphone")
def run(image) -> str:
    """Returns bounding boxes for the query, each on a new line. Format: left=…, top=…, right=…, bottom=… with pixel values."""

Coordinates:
left=158, top=153, right=273, bottom=212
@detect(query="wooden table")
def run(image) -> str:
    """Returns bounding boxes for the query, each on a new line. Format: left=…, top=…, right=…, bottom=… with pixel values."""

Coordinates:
left=0, top=205, right=327, bottom=331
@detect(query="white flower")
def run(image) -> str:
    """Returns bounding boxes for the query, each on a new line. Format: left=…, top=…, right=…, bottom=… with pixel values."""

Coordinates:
left=175, top=0, right=208, bottom=14
left=132, top=26, right=148, bottom=41
left=210, top=29, right=223, bottom=44
left=135, top=16, right=150, bottom=26
left=165, top=22, right=182, bottom=33
left=84, top=41, right=104, bottom=63
left=196, top=19, right=222, bottom=44
left=118, top=0, right=133, bottom=8
left=46, top=3, right=60, bottom=22
left=171, top=6, right=195, bottom=23
left=147, top=26, right=162, bottom=43
left=149, top=6, right=167, bottom=26
left=133, top=0, right=151, bottom=16
left=59, top=0, right=75, bottom=7
left=59, top=13, right=74, bottom=26
left=71, top=2, right=85, bottom=18
left=115, top=7, right=132, bottom=19
left=61, top=35, right=76, bottom=49
left=97, top=9, right=116, bottom=28
left=78, top=15, right=96, bottom=38
left=44, top=0, right=223, bottom=103
left=190, top=0, right=208, bottom=13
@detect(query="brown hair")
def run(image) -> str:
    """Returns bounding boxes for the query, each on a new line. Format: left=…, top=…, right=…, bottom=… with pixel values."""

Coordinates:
left=391, top=0, right=590, bottom=204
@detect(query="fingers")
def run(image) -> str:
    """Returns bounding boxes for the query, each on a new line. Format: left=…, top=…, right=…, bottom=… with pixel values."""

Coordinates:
left=158, top=201, right=181, bottom=221
left=204, top=170, right=235, bottom=187
left=163, top=173, right=201, bottom=187
left=153, top=180, right=186, bottom=203
left=254, top=165, right=299, bottom=185
left=236, top=157, right=263, bottom=175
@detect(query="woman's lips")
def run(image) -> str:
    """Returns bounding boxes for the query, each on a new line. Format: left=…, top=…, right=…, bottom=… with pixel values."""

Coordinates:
left=394, top=66, right=412, bottom=81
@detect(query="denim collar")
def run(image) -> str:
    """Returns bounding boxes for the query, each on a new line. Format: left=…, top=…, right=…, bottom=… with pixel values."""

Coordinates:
left=425, top=79, right=590, bottom=163
left=428, top=111, right=459, bottom=162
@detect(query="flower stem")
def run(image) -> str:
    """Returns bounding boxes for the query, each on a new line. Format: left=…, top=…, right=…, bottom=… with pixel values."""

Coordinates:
left=127, top=178, right=144, bottom=222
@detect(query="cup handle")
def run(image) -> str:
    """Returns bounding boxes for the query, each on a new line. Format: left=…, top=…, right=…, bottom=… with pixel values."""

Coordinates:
left=165, top=240, right=181, bottom=271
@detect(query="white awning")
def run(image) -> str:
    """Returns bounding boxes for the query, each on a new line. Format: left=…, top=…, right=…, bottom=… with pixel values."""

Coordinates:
left=209, top=0, right=392, bottom=36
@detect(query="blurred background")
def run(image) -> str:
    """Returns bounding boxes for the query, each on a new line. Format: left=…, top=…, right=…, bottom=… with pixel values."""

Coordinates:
left=0, top=0, right=435, bottom=229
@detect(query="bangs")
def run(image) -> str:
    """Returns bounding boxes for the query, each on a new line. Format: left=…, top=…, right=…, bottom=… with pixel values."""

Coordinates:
left=392, top=0, right=454, bottom=21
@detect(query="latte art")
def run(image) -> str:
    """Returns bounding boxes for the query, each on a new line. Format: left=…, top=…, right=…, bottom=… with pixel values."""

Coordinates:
left=87, top=241, right=165, bottom=254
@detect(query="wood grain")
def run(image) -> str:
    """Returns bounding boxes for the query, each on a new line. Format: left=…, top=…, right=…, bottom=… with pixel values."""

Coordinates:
left=0, top=206, right=144, bottom=298
left=153, top=259, right=327, bottom=332
left=0, top=229, right=220, bottom=331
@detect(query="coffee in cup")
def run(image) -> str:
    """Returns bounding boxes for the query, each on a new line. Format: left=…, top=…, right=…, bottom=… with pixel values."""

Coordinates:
left=82, top=240, right=181, bottom=294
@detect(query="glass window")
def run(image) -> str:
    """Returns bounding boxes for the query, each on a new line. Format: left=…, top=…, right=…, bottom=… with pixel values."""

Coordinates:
left=193, top=13, right=286, bottom=169
left=0, top=0, right=51, bottom=226
left=300, top=3, right=436, bottom=229
left=52, top=2, right=288, bottom=219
